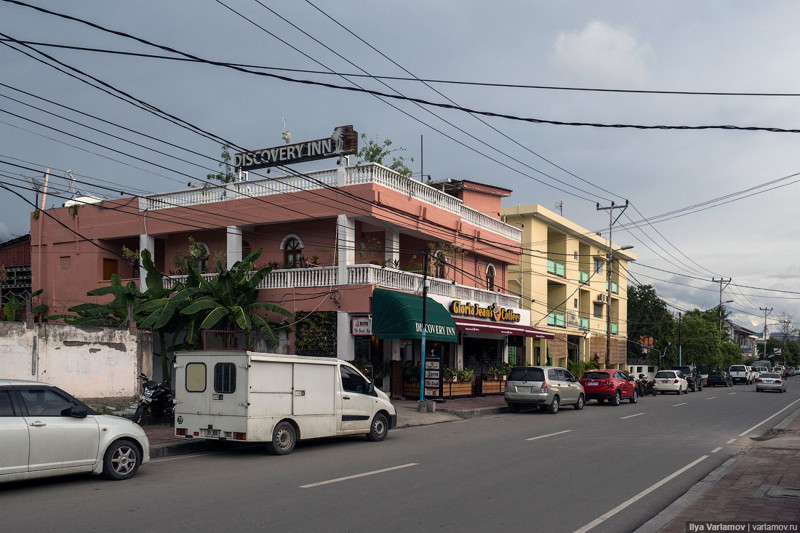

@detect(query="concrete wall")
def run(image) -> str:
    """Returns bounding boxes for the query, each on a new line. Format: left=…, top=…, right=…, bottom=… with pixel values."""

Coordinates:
left=0, top=322, right=152, bottom=399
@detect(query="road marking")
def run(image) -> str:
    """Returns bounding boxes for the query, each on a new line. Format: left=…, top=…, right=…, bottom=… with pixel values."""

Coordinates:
left=572, top=455, right=708, bottom=533
left=726, top=438, right=736, bottom=445
left=300, top=463, right=418, bottom=488
left=711, top=447, right=723, bottom=453
left=728, top=392, right=736, bottom=395
left=621, top=413, right=645, bottom=420
left=705, top=397, right=716, bottom=400
left=526, top=429, right=572, bottom=441
left=739, top=398, right=800, bottom=436
left=672, top=402, right=688, bottom=407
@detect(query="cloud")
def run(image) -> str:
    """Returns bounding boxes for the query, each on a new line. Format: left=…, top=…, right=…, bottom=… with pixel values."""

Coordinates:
left=0, top=221, right=11, bottom=242
left=550, top=21, right=651, bottom=87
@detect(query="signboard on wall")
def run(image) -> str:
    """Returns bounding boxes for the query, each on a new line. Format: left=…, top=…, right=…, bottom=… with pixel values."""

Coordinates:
left=424, top=357, right=441, bottom=398
left=233, top=125, right=358, bottom=171
left=351, top=316, right=372, bottom=336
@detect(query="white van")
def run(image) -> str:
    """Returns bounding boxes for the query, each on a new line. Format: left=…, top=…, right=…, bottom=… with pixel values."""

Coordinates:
left=173, top=351, right=397, bottom=454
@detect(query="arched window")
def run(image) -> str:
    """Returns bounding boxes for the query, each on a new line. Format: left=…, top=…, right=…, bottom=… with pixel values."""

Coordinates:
left=432, top=250, right=447, bottom=278
left=281, top=235, right=303, bottom=268
left=486, top=264, right=496, bottom=291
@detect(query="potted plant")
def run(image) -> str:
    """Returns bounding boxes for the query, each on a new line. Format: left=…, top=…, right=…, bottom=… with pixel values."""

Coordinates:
left=443, top=366, right=458, bottom=382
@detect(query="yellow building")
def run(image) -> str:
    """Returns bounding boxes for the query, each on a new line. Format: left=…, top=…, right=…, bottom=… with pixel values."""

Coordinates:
left=501, top=205, right=637, bottom=370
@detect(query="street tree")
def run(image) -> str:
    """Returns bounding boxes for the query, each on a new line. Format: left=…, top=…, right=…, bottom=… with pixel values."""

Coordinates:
left=626, top=284, right=674, bottom=363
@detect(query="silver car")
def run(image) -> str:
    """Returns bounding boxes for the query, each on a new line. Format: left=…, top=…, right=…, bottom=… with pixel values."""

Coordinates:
left=755, top=372, right=786, bottom=393
left=504, top=366, right=585, bottom=414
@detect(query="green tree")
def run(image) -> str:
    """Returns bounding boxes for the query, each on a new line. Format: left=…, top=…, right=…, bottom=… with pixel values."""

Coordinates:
left=626, top=284, right=674, bottom=363
left=1, top=290, right=47, bottom=322
left=356, top=134, right=414, bottom=176
left=207, top=144, right=235, bottom=184
left=680, top=309, right=724, bottom=369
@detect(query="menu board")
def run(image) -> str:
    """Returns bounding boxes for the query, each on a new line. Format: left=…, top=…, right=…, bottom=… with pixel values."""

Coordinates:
left=424, top=357, right=441, bottom=398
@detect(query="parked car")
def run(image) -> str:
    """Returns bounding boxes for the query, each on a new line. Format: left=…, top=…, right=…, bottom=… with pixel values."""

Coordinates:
left=728, top=365, right=752, bottom=385
left=773, top=365, right=787, bottom=378
left=755, top=372, right=786, bottom=393
left=0, top=379, right=150, bottom=483
left=579, top=369, right=638, bottom=405
left=706, top=370, right=733, bottom=387
left=747, top=366, right=760, bottom=381
left=654, top=370, right=688, bottom=394
left=504, top=366, right=585, bottom=414
left=672, top=365, right=703, bottom=391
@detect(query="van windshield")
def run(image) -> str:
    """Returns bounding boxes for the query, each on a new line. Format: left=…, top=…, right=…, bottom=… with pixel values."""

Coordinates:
left=508, top=368, right=544, bottom=382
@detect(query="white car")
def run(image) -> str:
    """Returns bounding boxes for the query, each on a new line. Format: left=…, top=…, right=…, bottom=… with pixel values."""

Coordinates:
left=0, top=379, right=150, bottom=483
left=654, top=370, right=688, bottom=395
left=756, top=373, right=787, bottom=393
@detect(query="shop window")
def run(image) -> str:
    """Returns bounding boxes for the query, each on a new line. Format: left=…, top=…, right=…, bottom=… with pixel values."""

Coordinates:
left=214, top=363, right=236, bottom=393
left=486, top=264, right=496, bottom=291
left=282, top=235, right=303, bottom=268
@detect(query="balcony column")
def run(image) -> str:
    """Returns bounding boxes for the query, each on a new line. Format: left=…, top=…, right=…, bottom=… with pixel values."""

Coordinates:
left=226, top=226, right=242, bottom=268
left=337, top=215, right=355, bottom=284
left=385, top=227, right=400, bottom=268
left=139, top=233, right=154, bottom=290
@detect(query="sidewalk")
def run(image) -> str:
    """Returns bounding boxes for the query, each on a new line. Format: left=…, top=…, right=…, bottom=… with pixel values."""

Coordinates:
left=143, top=394, right=508, bottom=457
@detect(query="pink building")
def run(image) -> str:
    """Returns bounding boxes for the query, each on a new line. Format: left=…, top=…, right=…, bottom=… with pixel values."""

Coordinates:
left=32, top=161, right=552, bottom=397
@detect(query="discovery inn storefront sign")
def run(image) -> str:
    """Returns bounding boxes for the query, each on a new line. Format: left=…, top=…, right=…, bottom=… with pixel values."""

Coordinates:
left=234, top=125, right=358, bottom=171
left=450, top=301, right=521, bottom=323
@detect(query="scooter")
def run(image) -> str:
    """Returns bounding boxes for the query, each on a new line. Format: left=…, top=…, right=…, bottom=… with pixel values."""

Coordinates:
left=638, top=374, right=657, bottom=396
left=133, top=373, right=174, bottom=425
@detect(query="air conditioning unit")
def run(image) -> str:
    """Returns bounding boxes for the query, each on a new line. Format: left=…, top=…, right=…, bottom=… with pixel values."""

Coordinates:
left=597, top=294, right=608, bottom=303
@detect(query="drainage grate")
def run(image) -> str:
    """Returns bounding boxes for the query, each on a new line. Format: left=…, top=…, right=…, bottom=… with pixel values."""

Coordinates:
left=755, top=485, right=800, bottom=499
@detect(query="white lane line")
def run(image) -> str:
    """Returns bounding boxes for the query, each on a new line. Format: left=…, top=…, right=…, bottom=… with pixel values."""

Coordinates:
left=728, top=392, right=737, bottom=395
left=572, top=455, right=709, bottom=533
left=300, top=463, right=418, bottom=489
left=526, top=429, right=572, bottom=441
left=739, top=398, right=800, bottom=436
left=705, top=397, right=716, bottom=400
left=621, top=413, right=645, bottom=420
left=710, top=447, right=723, bottom=453
left=672, top=402, right=688, bottom=407
left=726, top=438, right=736, bottom=445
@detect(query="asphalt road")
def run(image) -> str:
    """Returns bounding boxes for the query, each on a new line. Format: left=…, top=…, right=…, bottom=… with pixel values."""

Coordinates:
left=2, top=378, right=799, bottom=533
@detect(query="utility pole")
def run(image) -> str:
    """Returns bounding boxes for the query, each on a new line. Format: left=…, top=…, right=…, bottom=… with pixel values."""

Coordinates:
left=760, top=307, right=773, bottom=361
left=712, top=277, right=732, bottom=333
left=419, top=249, right=429, bottom=405
left=678, top=312, right=683, bottom=365
left=597, top=200, right=628, bottom=367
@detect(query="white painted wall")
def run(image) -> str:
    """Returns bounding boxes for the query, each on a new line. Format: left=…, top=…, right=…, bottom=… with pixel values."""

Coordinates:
left=0, top=322, right=152, bottom=399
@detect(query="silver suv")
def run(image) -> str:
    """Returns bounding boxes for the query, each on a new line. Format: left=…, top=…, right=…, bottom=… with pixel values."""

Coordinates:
left=504, top=366, right=585, bottom=414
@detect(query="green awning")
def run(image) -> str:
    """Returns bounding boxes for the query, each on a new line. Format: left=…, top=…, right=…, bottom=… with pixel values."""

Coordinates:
left=371, top=288, right=457, bottom=343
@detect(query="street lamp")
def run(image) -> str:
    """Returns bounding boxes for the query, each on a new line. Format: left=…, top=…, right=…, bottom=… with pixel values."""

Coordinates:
left=606, top=244, right=634, bottom=367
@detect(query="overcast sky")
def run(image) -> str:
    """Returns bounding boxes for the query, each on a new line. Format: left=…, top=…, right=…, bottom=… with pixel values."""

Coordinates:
left=2, top=1, right=799, bottom=335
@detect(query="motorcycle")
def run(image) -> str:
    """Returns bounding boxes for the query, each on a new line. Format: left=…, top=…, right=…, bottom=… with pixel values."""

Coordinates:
left=133, top=373, right=174, bottom=425
left=638, top=374, right=657, bottom=397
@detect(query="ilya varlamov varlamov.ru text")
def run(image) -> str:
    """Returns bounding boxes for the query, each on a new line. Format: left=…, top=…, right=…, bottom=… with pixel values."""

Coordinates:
left=687, top=522, right=798, bottom=532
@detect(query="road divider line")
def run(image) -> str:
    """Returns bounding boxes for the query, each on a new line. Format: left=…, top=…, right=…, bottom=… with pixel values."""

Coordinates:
left=621, top=413, right=645, bottom=420
left=739, top=398, right=800, bottom=436
left=672, top=402, right=688, bottom=407
left=526, top=429, right=572, bottom=441
left=728, top=392, right=736, bottom=395
left=726, top=438, right=736, bottom=444
left=572, top=455, right=708, bottom=533
left=711, top=447, right=723, bottom=453
left=705, top=397, right=716, bottom=400
left=300, top=463, right=418, bottom=488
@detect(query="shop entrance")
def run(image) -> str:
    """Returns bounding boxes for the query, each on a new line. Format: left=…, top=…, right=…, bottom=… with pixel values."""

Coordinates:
left=463, top=337, right=501, bottom=379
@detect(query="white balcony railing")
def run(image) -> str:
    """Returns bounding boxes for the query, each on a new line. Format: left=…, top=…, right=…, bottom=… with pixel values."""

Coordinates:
left=163, top=264, right=519, bottom=308
left=142, top=163, right=521, bottom=241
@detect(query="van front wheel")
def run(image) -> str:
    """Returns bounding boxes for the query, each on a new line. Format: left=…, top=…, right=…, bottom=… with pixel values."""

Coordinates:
left=367, top=413, right=389, bottom=442
left=267, top=421, right=296, bottom=455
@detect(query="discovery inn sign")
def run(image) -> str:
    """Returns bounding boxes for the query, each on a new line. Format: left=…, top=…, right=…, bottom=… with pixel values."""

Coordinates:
left=234, top=125, right=358, bottom=171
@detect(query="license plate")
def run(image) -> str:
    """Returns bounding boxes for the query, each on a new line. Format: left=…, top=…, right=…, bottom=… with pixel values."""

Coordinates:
left=517, top=386, right=530, bottom=393
left=587, top=381, right=598, bottom=386
left=660, top=379, right=669, bottom=383
left=205, top=429, right=220, bottom=438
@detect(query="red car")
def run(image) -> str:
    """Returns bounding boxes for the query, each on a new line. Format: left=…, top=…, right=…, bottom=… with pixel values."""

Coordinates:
left=579, top=369, right=638, bottom=405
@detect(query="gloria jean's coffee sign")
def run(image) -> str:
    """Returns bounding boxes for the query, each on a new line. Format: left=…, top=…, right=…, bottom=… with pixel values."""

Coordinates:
left=450, top=301, right=521, bottom=323
left=234, top=125, right=358, bottom=171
